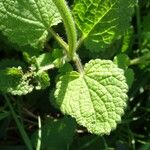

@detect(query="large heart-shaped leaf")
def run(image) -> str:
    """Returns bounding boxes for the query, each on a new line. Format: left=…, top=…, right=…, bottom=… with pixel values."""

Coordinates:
left=55, top=59, right=128, bottom=135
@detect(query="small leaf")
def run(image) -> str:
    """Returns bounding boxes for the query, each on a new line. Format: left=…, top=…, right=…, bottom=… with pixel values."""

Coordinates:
left=73, top=0, right=136, bottom=52
left=0, top=67, right=22, bottom=92
left=55, top=59, right=128, bottom=135
left=0, top=0, right=61, bottom=48
left=34, top=72, right=50, bottom=90
left=0, top=67, right=34, bottom=95
left=34, top=52, right=54, bottom=69
left=113, top=54, right=134, bottom=88
left=113, top=54, right=130, bottom=70
left=125, top=68, right=134, bottom=88
left=33, top=49, right=64, bottom=69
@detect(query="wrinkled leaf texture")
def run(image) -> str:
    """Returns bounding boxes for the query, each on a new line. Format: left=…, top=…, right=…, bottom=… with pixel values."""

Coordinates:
left=55, top=59, right=128, bottom=135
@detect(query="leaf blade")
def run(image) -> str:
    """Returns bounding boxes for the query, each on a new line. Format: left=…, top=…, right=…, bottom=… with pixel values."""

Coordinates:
left=55, top=59, right=128, bottom=135
left=73, top=0, right=136, bottom=51
left=0, top=0, right=61, bottom=48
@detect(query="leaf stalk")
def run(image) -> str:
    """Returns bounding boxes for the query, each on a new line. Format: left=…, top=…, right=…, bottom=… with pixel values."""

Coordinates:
left=130, top=53, right=150, bottom=65
left=49, top=28, right=69, bottom=52
left=52, top=0, right=77, bottom=60
left=74, top=54, right=84, bottom=74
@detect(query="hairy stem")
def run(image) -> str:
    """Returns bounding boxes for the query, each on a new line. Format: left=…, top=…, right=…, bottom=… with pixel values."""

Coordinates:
left=76, top=36, right=85, bottom=51
left=38, top=64, right=55, bottom=73
left=52, top=0, right=77, bottom=59
left=49, top=28, right=68, bottom=52
left=74, top=54, right=84, bottom=74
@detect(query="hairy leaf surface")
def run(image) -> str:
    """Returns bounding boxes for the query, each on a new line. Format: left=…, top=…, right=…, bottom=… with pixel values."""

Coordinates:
left=0, top=0, right=61, bottom=48
left=0, top=67, right=34, bottom=95
left=73, top=0, right=136, bottom=52
left=55, top=59, right=128, bottom=135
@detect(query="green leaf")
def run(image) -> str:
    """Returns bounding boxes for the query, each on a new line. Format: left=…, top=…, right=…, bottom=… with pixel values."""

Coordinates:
left=113, top=54, right=130, bottom=70
left=0, top=67, right=34, bottom=95
left=34, top=72, right=50, bottom=90
left=34, top=52, right=53, bottom=68
left=58, top=63, right=73, bottom=75
left=0, top=0, right=61, bottom=48
left=73, top=0, right=136, bottom=52
left=0, top=67, right=23, bottom=92
left=121, top=27, right=134, bottom=53
left=124, top=68, right=134, bottom=88
left=32, top=49, right=64, bottom=69
left=55, top=59, right=128, bottom=135
left=32, top=117, right=76, bottom=150
left=113, top=54, right=134, bottom=88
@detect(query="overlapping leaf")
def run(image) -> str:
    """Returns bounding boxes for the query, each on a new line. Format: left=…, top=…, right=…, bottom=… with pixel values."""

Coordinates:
left=0, top=67, right=34, bottom=95
left=73, top=0, right=136, bottom=52
left=0, top=0, right=61, bottom=48
left=34, top=72, right=50, bottom=90
left=55, top=59, right=128, bottom=135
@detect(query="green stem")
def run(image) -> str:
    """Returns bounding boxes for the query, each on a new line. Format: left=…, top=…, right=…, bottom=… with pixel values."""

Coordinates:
left=4, top=95, right=33, bottom=150
left=49, top=28, right=69, bottom=52
left=76, top=36, right=85, bottom=51
left=22, top=107, right=38, bottom=120
left=130, top=53, right=150, bottom=65
left=74, top=54, right=84, bottom=74
left=36, top=116, right=42, bottom=150
left=38, top=64, right=55, bottom=73
left=52, top=0, right=77, bottom=59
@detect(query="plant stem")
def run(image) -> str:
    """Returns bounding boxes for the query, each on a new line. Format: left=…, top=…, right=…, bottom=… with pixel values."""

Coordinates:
left=52, top=0, right=77, bottom=60
left=4, top=95, right=33, bottom=150
left=76, top=36, right=85, bottom=51
left=36, top=116, right=42, bottom=150
left=22, top=107, right=38, bottom=120
left=74, top=54, right=84, bottom=74
left=38, top=64, right=55, bottom=73
left=130, top=53, right=150, bottom=65
left=49, top=28, right=69, bottom=52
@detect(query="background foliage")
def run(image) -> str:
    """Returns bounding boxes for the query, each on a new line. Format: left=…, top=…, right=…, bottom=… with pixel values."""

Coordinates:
left=0, top=0, right=150, bottom=150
